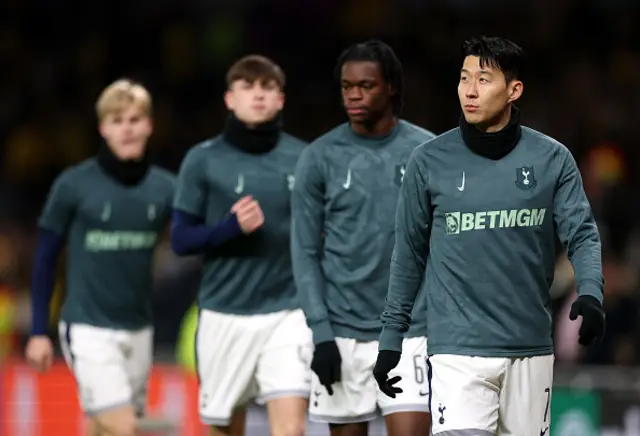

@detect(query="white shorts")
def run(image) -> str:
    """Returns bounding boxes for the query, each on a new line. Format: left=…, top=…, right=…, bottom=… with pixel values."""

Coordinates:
left=309, top=336, right=429, bottom=424
left=428, top=353, right=554, bottom=436
left=59, top=322, right=153, bottom=417
left=196, top=308, right=313, bottom=426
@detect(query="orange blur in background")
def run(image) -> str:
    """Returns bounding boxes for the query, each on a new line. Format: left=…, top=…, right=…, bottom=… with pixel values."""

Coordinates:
left=0, top=362, right=202, bottom=436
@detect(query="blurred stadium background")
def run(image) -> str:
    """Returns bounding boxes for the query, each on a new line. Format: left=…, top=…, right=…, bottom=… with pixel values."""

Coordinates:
left=1, top=0, right=640, bottom=434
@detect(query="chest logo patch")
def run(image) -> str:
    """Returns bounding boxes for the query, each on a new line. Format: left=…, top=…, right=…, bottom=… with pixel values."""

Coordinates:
left=147, top=204, right=156, bottom=220
left=394, top=164, right=406, bottom=187
left=515, top=166, right=537, bottom=190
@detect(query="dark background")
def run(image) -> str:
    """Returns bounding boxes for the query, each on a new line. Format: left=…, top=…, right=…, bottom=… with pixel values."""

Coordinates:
left=0, top=1, right=639, bottom=432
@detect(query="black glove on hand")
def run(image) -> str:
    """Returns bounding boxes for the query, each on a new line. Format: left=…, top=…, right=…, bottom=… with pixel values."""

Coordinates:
left=373, top=350, right=402, bottom=398
left=311, top=341, right=342, bottom=395
left=570, top=295, right=606, bottom=346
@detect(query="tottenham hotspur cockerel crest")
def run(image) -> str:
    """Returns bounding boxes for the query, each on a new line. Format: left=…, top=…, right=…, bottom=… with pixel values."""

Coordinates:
left=515, top=166, right=537, bottom=190
left=394, top=164, right=406, bottom=187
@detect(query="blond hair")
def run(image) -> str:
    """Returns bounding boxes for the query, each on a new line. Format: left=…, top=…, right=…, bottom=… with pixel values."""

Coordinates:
left=95, top=79, right=152, bottom=121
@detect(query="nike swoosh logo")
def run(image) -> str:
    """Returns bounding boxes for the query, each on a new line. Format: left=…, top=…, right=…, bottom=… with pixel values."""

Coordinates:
left=234, top=174, right=244, bottom=194
left=457, top=171, right=465, bottom=191
left=342, top=169, right=351, bottom=189
left=101, top=204, right=111, bottom=221
left=419, top=391, right=429, bottom=397
left=540, top=427, right=549, bottom=436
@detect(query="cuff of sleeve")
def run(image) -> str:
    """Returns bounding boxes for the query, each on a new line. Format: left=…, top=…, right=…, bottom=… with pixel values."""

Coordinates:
left=578, top=280, right=604, bottom=304
left=226, top=214, right=243, bottom=235
left=378, top=328, right=404, bottom=353
left=30, top=325, right=49, bottom=336
left=30, top=304, right=50, bottom=336
left=310, top=320, right=334, bottom=345
left=208, top=214, right=243, bottom=248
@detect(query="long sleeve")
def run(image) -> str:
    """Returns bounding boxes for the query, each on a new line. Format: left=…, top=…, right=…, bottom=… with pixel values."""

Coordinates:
left=30, top=229, right=65, bottom=335
left=38, top=171, right=76, bottom=234
left=291, top=147, right=332, bottom=344
left=173, top=147, right=207, bottom=218
left=553, top=151, right=603, bottom=303
left=379, top=148, right=432, bottom=352
left=170, top=209, right=242, bottom=255
left=31, top=171, right=76, bottom=336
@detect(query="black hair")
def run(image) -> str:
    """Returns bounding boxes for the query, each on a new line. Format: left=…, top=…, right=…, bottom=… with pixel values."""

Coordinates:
left=462, top=36, right=524, bottom=83
left=334, top=40, right=404, bottom=115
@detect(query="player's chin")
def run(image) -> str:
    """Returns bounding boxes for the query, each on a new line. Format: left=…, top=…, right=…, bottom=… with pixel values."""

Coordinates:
left=462, top=112, right=486, bottom=126
left=347, top=113, right=370, bottom=124
left=244, top=111, right=277, bottom=125
left=115, top=143, right=146, bottom=161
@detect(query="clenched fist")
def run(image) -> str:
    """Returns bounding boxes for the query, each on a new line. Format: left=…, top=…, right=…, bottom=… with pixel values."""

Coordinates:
left=231, top=195, right=264, bottom=234
left=25, top=336, right=54, bottom=374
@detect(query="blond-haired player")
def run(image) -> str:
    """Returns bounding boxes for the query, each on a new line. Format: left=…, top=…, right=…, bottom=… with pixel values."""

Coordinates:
left=25, top=79, right=176, bottom=436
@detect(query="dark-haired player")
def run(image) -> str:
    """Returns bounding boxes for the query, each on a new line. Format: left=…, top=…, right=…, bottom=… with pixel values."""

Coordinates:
left=172, top=55, right=311, bottom=436
left=292, top=40, right=436, bottom=436
left=375, top=36, right=605, bottom=436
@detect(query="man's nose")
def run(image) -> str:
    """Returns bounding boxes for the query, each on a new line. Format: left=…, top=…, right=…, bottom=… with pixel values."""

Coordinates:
left=346, top=87, right=363, bottom=100
left=465, top=83, right=478, bottom=98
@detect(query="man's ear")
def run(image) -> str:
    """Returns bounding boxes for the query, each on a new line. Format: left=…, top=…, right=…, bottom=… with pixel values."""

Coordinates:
left=387, top=83, right=396, bottom=98
left=507, top=80, right=523, bottom=104
left=224, top=90, right=234, bottom=111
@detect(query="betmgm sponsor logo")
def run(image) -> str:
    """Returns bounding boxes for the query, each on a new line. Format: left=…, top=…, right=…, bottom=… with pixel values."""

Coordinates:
left=85, top=230, right=157, bottom=251
left=444, top=208, right=546, bottom=235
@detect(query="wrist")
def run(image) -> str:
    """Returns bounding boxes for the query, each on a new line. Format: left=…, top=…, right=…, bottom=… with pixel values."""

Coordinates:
left=310, top=319, right=335, bottom=345
left=578, top=294, right=602, bottom=307
left=378, top=328, right=404, bottom=353
left=577, top=281, right=603, bottom=305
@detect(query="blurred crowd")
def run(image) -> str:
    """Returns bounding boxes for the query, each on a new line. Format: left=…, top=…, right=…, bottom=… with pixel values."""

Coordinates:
left=0, top=0, right=639, bottom=365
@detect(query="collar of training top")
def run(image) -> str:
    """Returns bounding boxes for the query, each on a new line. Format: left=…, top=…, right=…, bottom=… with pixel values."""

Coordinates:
left=96, top=143, right=151, bottom=186
left=459, top=106, right=522, bottom=160
left=223, top=112, right=282, bottom=154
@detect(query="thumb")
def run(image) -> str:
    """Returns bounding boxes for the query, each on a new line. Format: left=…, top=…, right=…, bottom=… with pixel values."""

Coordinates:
left=569, top=301, right=580, bottom=321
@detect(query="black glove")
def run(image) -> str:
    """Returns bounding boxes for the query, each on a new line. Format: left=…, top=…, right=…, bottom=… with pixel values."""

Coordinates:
left=569, top=295, right=606, bottom=347
left=311, top=341, right=342, bottom=395
left=373, top=350, right=402, bottom=398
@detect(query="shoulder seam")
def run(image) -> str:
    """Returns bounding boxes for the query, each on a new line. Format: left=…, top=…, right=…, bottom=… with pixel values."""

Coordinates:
left=281, top=132, right=308, bottom=146
left=61, top=158, right=96, bottom=179
left=309, top=123, right=347, bottom=147
left=151, top=166, right=176, bottom=183
left=402, top=121, right=436, bottom=139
